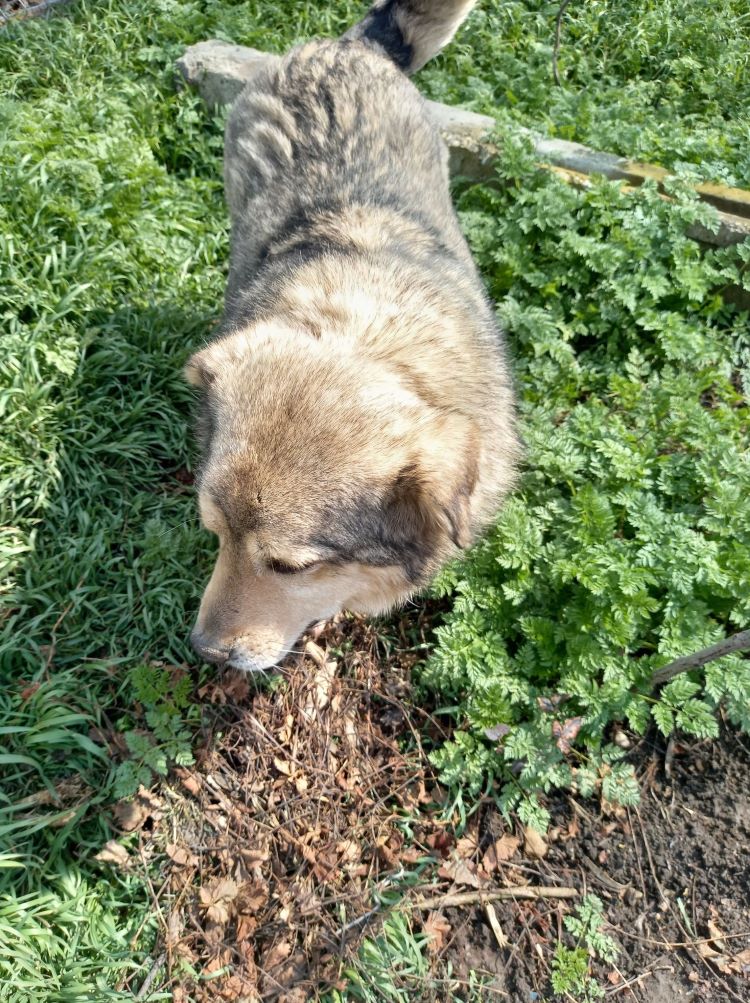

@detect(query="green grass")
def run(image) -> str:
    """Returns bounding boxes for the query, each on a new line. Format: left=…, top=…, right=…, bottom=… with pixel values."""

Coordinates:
left=425, top=0, right=750, bottom=185
left=0, top=0, right=748, bottom=999
left=325, top=912, right=488, bottom=1003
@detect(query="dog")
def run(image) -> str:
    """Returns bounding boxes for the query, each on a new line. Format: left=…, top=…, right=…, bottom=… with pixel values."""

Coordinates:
left=186, top=0, right=520, bottom=672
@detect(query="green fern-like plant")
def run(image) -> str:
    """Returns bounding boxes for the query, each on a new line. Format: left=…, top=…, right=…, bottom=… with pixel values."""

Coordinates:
left=111, top=664, right=197, bottom=799
left=423, top=127, right=750, bottom=825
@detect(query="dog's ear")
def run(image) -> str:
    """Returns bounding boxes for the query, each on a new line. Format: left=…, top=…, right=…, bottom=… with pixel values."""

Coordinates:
left=442, top=445, right=478, bottom=549
left=183, top=349, right=216, bottom=389
left=383, top=416, right=479, bottom=573
left=382, top=465, right=434, bottom=545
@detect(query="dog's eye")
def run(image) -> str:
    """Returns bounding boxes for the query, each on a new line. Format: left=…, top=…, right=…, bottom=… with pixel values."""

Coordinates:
left=268, top=559, right=319, bottom=575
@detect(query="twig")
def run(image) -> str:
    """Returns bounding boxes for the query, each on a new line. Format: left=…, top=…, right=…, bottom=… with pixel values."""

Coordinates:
left=135, top=952, right=166, bottom=1000
left=552, top=0, right=573, bottom=86
left=582, top=854, right=630, bottom=894
left=605, top=967, right=663, bottom=997
left=321, top=904, right=386, bottom=953
left=610, top=925, right=750, bottom=949
left=42, top=575, right=85, bottom=674
left=411, top=886, right=578, bottom=910
left=650, top=628, right=750, bottom=686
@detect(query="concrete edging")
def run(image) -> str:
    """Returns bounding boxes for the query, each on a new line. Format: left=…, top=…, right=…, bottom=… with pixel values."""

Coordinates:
left=176, top=40, right=750, bottom=253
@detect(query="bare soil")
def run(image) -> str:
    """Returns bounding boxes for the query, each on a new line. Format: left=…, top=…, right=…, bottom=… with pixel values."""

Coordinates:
left=112, top=615, right=750, bottom=1001
left=439, top=725, right=750, bottom=1001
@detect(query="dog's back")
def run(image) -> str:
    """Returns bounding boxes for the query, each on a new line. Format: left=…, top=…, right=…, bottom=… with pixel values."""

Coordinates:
left=223, top=8, right=478, bottom=321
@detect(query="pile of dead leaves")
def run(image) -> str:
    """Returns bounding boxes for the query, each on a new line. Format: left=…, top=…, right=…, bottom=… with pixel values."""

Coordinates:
left=96, top=615, right=586, bottom=1001
left=102, top=616, right=452, bottom=1000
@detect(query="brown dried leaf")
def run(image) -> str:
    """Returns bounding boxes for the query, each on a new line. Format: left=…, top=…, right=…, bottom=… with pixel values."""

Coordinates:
left=484, top=722, right=511, bottom=741
left=295, top=774, right=309, bottom=794
left=203, top=949, right=232, bottom=976
left=19, top=681, right=41, bottom=702
left=166, top=843, right=198, bottom=868
left=456, top=834, right=478, bottom=859
left=166, top=908, right=184, bottom=950
left=523, top=827, right=548, bottom=859
left=727, top=947, right=750, bottom=975
left=480, top=833, right=521, bottom=874
left=94, top=840, right=131, bottom=870
left=697, top=941, right=724, bottom=967
left=220, top=670, right=250, bottom=703
left=335, top=767, right=357, bottom=791
left=552, top=716, right=583, bottom=754
left=273, top=757, right=292, bottom=776
left=175, top=767, right=202, bottom=796
left=262, top=939, right=291, bottom=972
left=707, top=908, right=728, bottom=953
left=425, top=829, right=454, bottom=858
left=565, top=813, right=580, bottom=841
left=336, top=839, right=361, bottom=863
left=199, top=877, right=239, bottom=925
left=438, top=856, right=482, bottom=888
left=481, top=843, right=498, bottom=875
left=264, top=950, right=308, bottom=994
left=236, top=913, right=258, bottom=942
left=239, top=846, right=270, bottom=870
left=112, top=787, right=161, bottom=832
left=278, top=713, right=295, bottom=744
left=485, top=902, right=509, bottom=949
left=424, top=911, right=451, bottom=955
left=495, top=833, right=521, bottom=862
left=237, top=879, right=269, bottom=914
left=280, top=990, right=308, bottom=1003
left=50, top=808, right=78, bottom=828
left=304, top=639, right=327, bottom=667
left=203, top=919, right=227, bottom=950
left=316, top=660, right=338, bottom=704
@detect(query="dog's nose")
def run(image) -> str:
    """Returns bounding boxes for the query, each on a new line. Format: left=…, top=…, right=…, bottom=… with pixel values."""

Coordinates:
left=190, top=629, right=229, bottom=665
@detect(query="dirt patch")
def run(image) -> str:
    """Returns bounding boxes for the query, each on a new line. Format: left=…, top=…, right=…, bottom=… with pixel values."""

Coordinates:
left=105, top=616, right=750, bottom=1001
left=436, top=726, right=750, bottom=1001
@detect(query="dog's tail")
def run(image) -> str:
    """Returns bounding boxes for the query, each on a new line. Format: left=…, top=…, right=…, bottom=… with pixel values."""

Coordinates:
left=343, top=0, right=477, bottom=74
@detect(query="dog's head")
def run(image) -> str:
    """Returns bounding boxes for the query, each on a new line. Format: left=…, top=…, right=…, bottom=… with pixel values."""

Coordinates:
left=185, top=322, right=478, bottom=672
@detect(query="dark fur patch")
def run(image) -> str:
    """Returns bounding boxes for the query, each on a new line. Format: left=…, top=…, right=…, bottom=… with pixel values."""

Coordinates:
left=344, top=1, right=413, bottom=72
left=194, top=398, right=216, bottom=469
left=312, top=472, right=438, bottom=583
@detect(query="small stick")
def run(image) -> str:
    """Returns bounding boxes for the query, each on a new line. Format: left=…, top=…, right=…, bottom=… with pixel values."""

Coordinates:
left=485, top=902, right=510, bottom=948
left=412, top=886, right=578, bottom=910
left=136, top=952, right=166, bottom=1000
left=552, top=0, right=573, bottom=86
left=605, top=967, right=658, bottom=997
left=650, top=627, right=750, bottom=686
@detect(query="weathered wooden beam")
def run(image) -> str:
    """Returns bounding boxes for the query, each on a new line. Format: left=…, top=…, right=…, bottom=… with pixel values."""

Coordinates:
left=176, top=40, right=750, bottom=253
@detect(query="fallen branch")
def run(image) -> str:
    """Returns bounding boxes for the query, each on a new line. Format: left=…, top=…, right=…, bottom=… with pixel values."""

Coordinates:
left=177, top=41, right=750, bottom=250
left=411, top=886, right=578, bottom=910
left=650, top=628, right=750, bottom=686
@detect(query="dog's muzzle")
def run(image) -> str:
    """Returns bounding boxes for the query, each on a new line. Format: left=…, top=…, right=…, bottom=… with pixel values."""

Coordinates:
left=190, top=629, right=279, bottom=673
